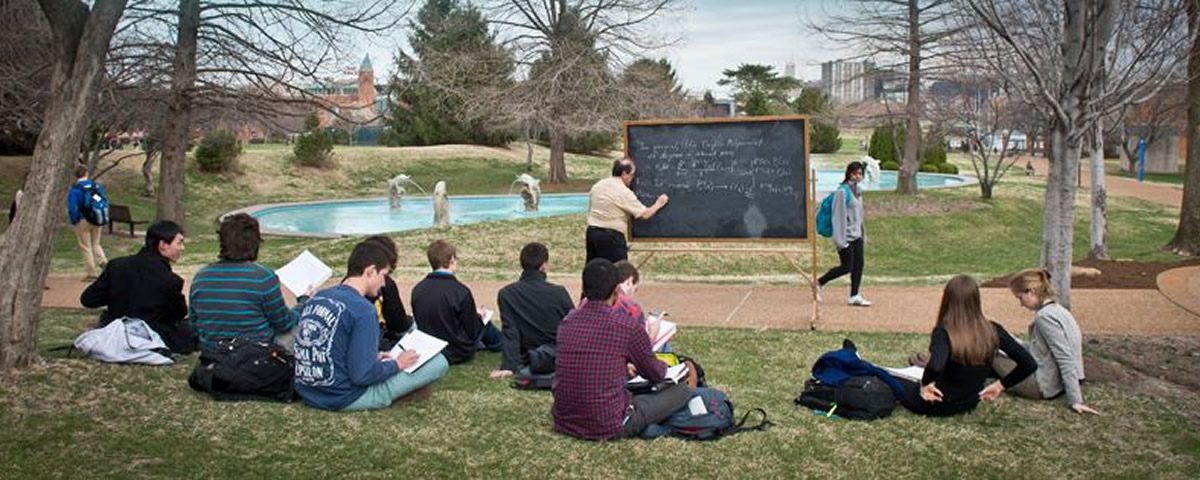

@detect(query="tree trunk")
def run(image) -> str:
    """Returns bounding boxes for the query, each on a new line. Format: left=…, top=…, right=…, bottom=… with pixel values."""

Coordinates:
left=1167, top=0, right=1200, bottom=256
left=1042, top=122, right=1081, bottom=310
left=1089, top=118, right=1109, bottom=259
left=156, top=0, right=199, bottom=224
left=548, top=128, right=567, bottom=184
left=141, top=151, right=157, bottom=197
left=896, top=0, right=922, bottom=195
left=0, top=1, right=127, bottom=371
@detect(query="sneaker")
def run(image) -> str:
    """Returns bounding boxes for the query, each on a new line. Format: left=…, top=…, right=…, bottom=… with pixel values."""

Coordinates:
left=813, top=284, right=824, bottom=303
left=848, top=294, right=873, bottom=307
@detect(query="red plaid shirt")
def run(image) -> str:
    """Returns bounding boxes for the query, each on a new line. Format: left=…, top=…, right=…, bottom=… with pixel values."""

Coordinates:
left=552, top=299, right=666, bottom=440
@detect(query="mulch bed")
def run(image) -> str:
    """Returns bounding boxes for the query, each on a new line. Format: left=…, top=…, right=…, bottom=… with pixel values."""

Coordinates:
left=981, top=257, right=1200, bottom=290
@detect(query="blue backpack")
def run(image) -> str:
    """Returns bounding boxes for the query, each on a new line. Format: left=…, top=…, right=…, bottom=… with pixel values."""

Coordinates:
left=815, top=184, right=852, bottom=238
left=646, top=387, right=772, bottom=441
left=76, top=183, right=110, bottom=226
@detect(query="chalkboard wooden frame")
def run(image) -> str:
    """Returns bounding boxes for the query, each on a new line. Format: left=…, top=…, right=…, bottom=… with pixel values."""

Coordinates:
left=623, top=115, right=815, bottom=244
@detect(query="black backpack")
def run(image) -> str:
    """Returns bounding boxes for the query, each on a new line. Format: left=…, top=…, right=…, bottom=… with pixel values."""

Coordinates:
left=644, top=387, right=772, bottom=440
left=188, top=337, right=296, bottom=403
left=794, top=375, right=897, bottom=420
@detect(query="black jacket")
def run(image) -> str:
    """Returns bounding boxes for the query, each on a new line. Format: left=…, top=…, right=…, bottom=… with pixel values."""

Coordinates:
left=411, top=271, right=482, bottom=364
left=497, top=269, right=574, bottom=371
left=367, top=275, right=411, bottom=349
left=80, top=247, right=196, bottom=353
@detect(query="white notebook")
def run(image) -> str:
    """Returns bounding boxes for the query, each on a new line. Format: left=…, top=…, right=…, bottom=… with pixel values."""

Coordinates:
left=276, top=250, right=333, bottom=297
left=627, top=362, right=689, bottom=385
left=884, top=366, right=925, bottom=382
left=388, top=329, right=448, bottom=374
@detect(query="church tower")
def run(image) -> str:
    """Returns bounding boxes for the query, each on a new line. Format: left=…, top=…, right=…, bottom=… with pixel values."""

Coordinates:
left=358, top=55, right=375, bottom=110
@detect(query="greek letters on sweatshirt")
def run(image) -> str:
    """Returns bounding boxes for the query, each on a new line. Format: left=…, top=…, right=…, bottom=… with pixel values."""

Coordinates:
left=294, top=285, right=399, bottom=410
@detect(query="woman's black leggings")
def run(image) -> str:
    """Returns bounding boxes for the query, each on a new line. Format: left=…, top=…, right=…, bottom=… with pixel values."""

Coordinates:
left=818, top=238, right=864, bottom=296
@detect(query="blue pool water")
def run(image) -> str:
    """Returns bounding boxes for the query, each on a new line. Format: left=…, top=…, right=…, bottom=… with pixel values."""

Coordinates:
left=246, top=171, right=973, bottom=236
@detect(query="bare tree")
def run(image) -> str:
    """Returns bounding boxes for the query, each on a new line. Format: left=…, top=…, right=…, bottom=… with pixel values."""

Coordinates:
left=0, top=0, right=128, bottom=370
left=0, top=1, right=51, bottom=150
left=963, top=0, right=1189, bottom=307
left=1167, top=0, right=1200, bottom=256
left=116, top=0, right=406, bottom=223
left=485, top=0, right=681, bottom=183
left=929, top=75, right=1019, bottom=198
left=811, top=0, right=961, bottom=194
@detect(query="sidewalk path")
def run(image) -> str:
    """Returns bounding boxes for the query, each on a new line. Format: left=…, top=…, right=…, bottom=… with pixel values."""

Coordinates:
left=1022, top=156, right=1182, bottom=207
left=1158, top=265, right=1200, bottom=318
left=44, top=274, right=1200, bottom=336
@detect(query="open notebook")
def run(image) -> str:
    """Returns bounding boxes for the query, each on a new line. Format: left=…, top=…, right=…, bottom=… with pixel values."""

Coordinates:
left=275, top=250, right=332, bottom=297
left=387, top=329, right=448, bottom=374
left=647, top=312, right=677, bottom=351
left=884, top=366, right=924, bottom=382
left=627, top=362, right=689, bottom=386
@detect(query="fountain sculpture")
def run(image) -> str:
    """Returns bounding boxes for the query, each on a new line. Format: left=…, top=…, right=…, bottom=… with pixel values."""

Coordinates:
left=387, top=174, right=427, bottom=209
left=508, top=173, right=542, bottom=211
left=433, top=181, right=449, bottom=227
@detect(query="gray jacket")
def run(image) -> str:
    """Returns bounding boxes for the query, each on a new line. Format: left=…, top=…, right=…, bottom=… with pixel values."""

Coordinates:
left=1028, top=302, right=1086, bottom=406
left=831, top=184, right=865, bottom=250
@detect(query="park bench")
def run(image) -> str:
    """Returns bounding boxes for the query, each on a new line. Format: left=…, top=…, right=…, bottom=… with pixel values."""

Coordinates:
left=108, top=204, right=148, bottom=237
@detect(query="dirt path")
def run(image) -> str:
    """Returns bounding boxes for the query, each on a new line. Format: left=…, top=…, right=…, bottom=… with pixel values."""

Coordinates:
left=1021, top=155, right=1182, bottom=207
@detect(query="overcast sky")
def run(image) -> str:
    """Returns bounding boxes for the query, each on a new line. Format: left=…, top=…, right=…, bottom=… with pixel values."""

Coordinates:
left=353, top=0, right=860, bottom=99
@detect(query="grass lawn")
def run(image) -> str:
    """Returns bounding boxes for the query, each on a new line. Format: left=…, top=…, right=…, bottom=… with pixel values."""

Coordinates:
left=0, top=310, right=1196, bottom=479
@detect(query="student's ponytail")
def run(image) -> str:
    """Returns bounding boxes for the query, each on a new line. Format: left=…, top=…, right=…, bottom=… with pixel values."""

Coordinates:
left=1008, top=268, right=1057, bottom=303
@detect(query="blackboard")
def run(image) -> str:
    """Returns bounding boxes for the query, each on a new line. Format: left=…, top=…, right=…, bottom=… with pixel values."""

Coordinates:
left=624, top=116, right=811, bottom=241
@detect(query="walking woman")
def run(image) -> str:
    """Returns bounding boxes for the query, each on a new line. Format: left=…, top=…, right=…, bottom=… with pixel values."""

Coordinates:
left=817, top=161, right=870, bottom=306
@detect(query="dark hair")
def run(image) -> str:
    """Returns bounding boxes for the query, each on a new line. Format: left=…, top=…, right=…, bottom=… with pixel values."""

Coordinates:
left=145, top=220, right=183, bottom=250
left=936, top=274, right=998, bottom=366
left=347, top=241, right=391, bottom=277
left=611, top=158, right=635, bottom=177
left=426, top=239, right=456, bottom=270
left=73, top=165, right=88, bottom=178
left=843, top=161, right=865, bottom=184
left=218, top=213, right=262, bottom=262
left=519, top=242, right=549, bottom=270
left=363, top=235, right=398, bottom=270
left=582, top=258, right=620, bottom=301
left=614, top=260, right=639, bottom=284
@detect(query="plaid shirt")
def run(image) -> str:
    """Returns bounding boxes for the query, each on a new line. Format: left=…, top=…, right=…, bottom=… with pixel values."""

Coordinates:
left=552, top=299, right=666, bottom=440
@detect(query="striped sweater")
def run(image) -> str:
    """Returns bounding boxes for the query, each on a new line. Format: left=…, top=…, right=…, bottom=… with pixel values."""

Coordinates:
left=189, top=261, right=305, bottom=351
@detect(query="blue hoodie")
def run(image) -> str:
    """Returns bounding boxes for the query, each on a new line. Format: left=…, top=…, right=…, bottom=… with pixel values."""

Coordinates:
left=67, top=179, right=104, bottom=225
left=294, top=284, right=399, bottom=410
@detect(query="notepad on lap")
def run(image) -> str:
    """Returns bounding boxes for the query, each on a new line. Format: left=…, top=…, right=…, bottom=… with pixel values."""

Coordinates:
left=650, top=317, right=677, bottom=351
left=276, top=250, right=333, bottom=297
left=627, top=362, right=689, bottom=385
left=389, top=329, right=448, bottom=374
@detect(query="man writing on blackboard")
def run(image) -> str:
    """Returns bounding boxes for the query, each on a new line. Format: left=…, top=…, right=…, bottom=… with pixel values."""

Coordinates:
left=586, top=158, right=669, bottom=262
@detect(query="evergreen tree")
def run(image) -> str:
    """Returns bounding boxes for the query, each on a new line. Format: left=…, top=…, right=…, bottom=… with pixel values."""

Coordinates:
left=717, top=64, right=799, bottom=116
left=386, top=0, right=514, bottom=146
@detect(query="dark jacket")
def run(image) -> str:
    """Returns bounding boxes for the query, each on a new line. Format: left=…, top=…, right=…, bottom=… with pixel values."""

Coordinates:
left=80, top=246, right=196, bottom=353
left=812, top=341, right=906, bottom=397
left=411, top=271, right=482, bottom=364
left=367, top=275, right=411, bottom=350
left=497, top=269, right=575, bottom=371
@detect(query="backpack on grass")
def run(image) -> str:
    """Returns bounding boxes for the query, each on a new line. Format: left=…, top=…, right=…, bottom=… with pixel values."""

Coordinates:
left=815, top=184, right=852, bottom=238
left=188, top=337, right=296, bottom=403
left=794, top=375, right=897, bottom=420
left=649, top=387, right=772, bottom=441
left=75, top=182, right=110, bottom=226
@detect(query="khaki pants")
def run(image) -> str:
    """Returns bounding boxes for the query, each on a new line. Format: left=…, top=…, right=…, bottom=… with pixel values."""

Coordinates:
left=74, top=221, right=107, bottom=277
left=992, top=354, right=1045, bottom=399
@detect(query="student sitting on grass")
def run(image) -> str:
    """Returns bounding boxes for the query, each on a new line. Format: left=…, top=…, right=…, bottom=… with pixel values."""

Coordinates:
left=490, top=242, right=575, bottom=379
left=613, top=260, right=670, bottom=352
left=411, top=239, right=502, bottom=364
left=360, top=235, right=412, bottom=350
left=294, top=241, right=449, bottom=411
left=552, top=259, right=691, bottom=441
left=1004, top=268, right=1099, bottom=415
left=190, top=214, right=308, bottom=353
left=897, top=274, right=1037, bottom=417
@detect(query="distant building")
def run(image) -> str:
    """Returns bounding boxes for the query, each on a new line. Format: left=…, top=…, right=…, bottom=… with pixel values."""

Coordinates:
left=305, top=55, right=387, bottom=128
left=1125, top=84, right=1187, bottom=174
left=820, top=59, right=873, bottom=105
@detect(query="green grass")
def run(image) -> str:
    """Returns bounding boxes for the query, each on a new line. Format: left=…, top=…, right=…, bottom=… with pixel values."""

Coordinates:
left=1, top=310, right=1196, bottom=479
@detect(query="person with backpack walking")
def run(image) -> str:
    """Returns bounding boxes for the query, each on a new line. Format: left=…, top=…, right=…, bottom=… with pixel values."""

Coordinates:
left=67, top=165, right=108, bottom=280
left=1004, top=268, right=1099, bottom=415
left=897, top=275, right=1037, bottom=417
left=816, top=161, right=870, bottom=306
